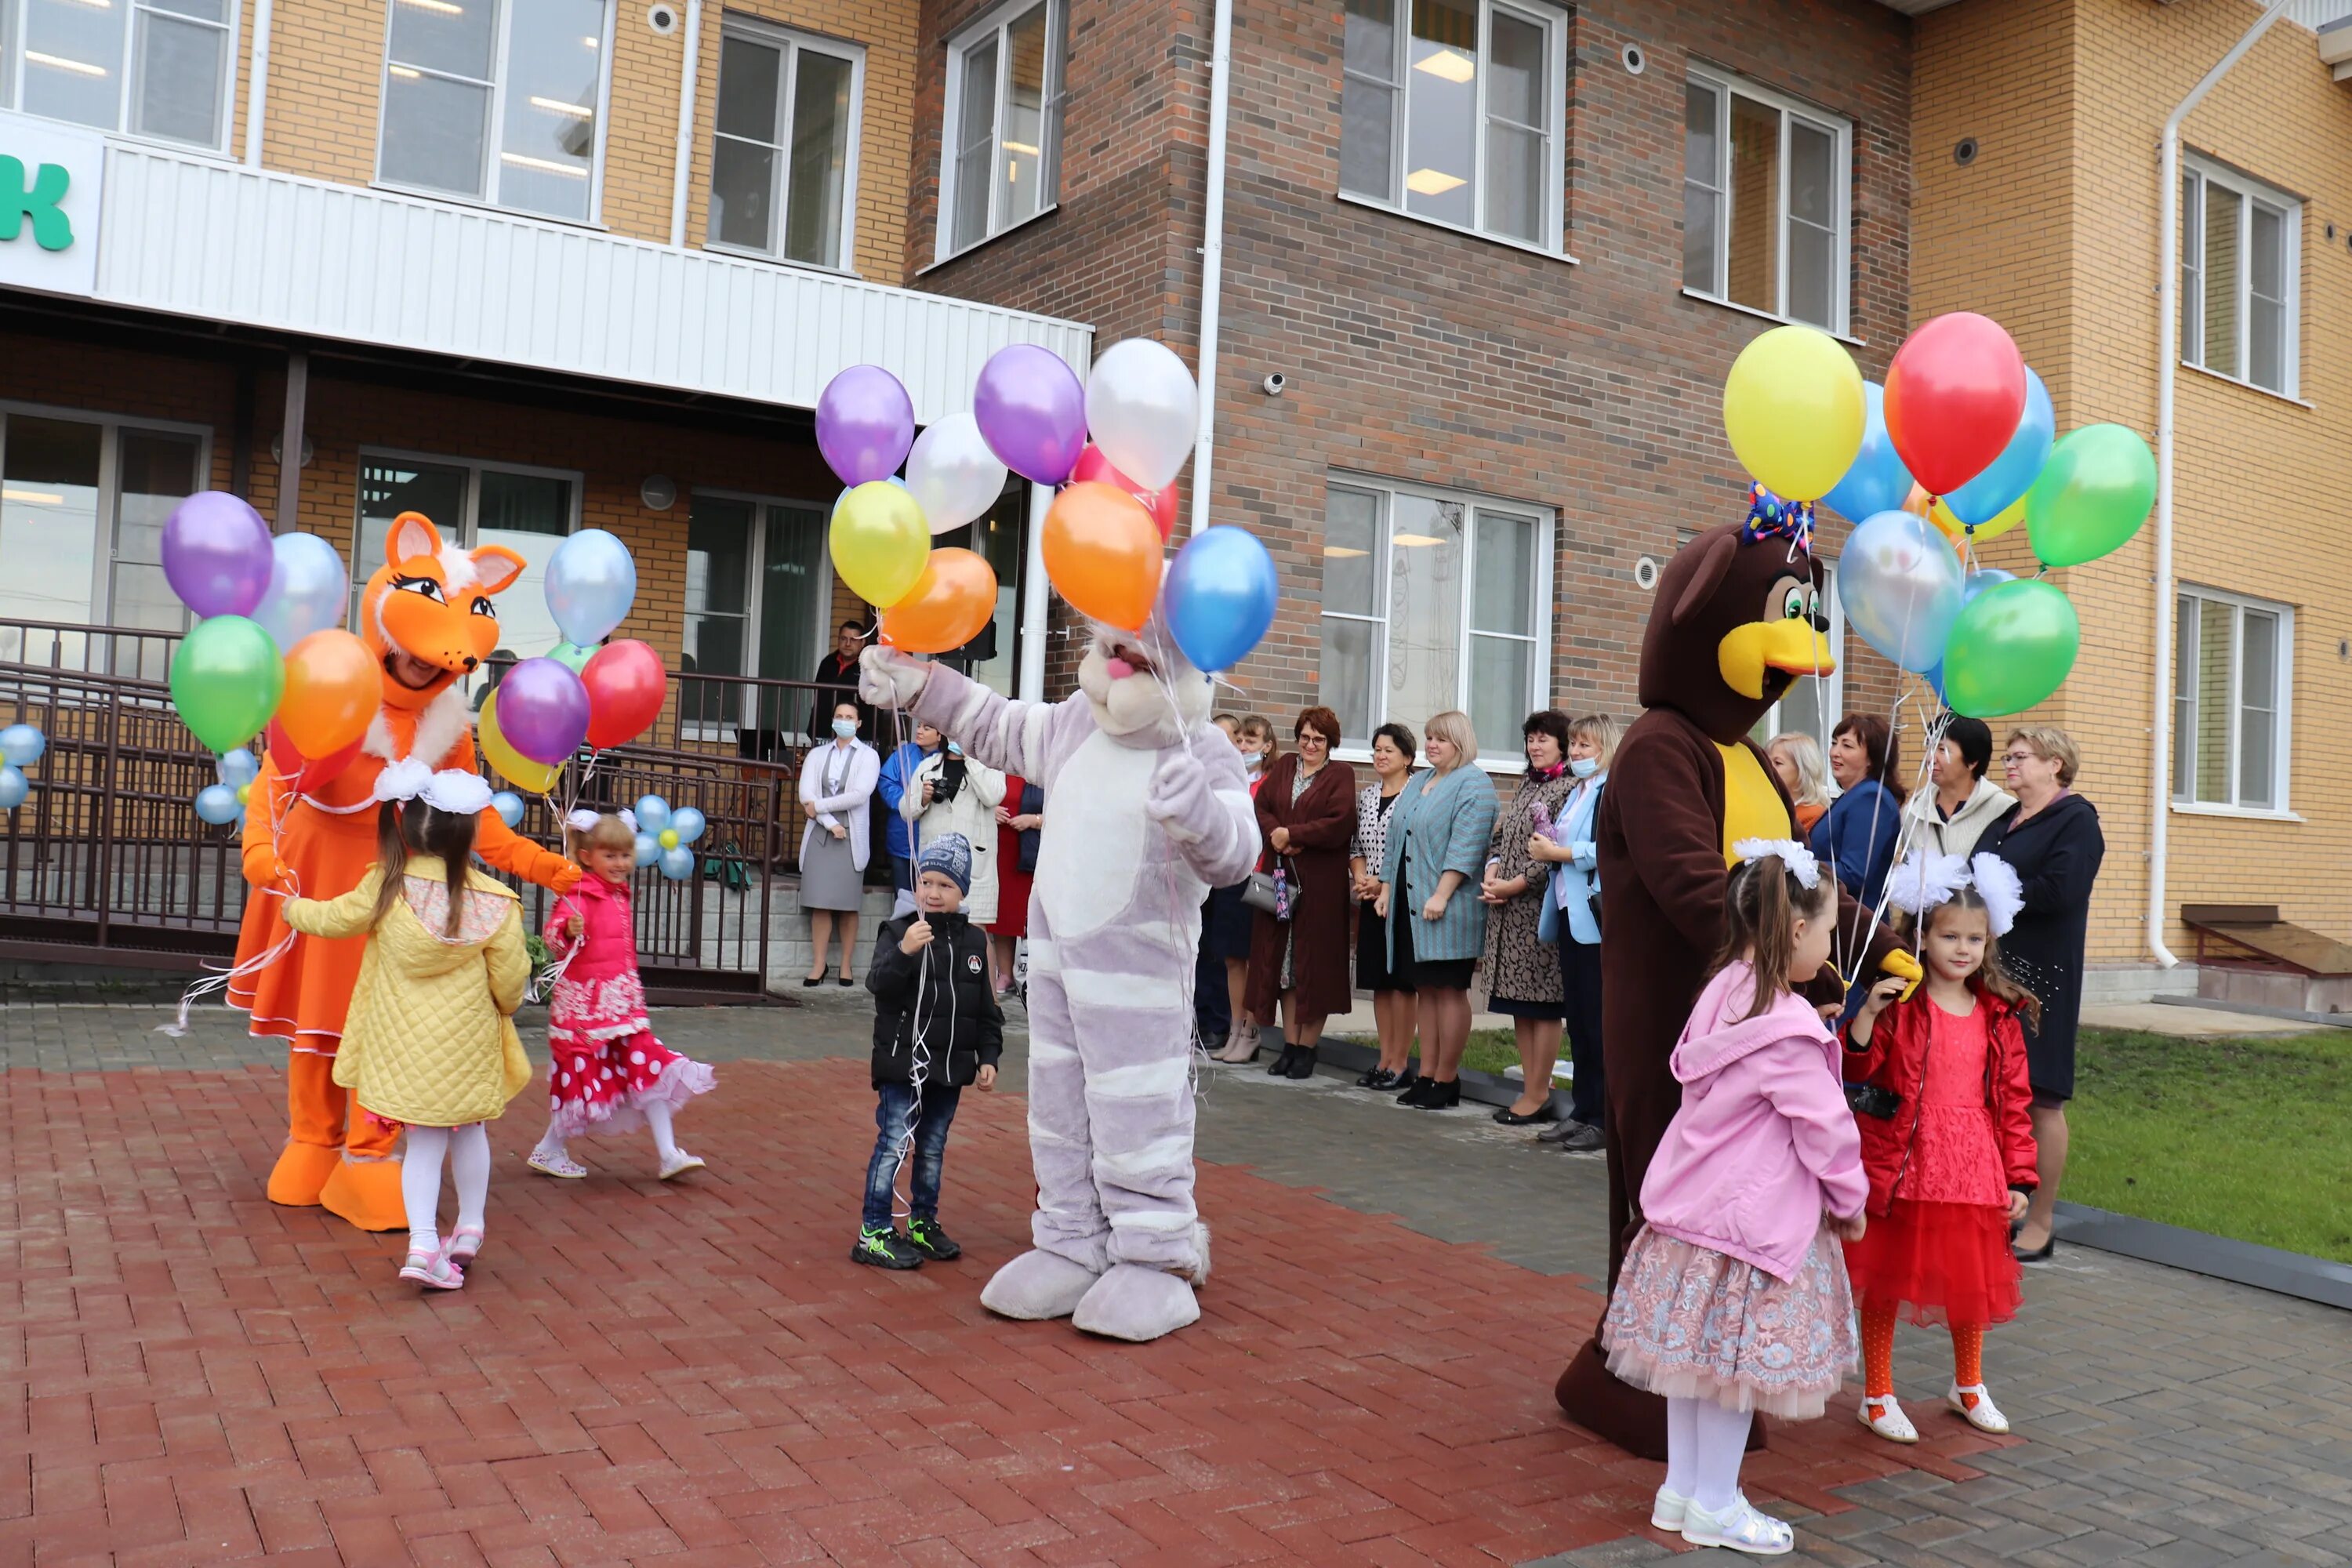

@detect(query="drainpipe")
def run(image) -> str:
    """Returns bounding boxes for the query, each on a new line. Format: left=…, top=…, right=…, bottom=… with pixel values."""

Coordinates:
left=1019, top=481, right=1051, bottom=704
left=2149, top=0, right=2287, bottom=971
left=1185, top=0, right=1234, bottom=540
left=668, top=0, right=706, bottom=246
left=243, top=0, right=271, bottom=166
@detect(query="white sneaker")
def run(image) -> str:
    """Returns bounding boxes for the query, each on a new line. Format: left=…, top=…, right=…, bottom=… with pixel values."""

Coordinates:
left=1947, top=1382, right=2011, bottom=1433
left=659, top=1150, right=707, bottom=1181
left=1650, top=1485, right=1690, bottom=1531
left=1680, top=1493, right=1794, bottom=1555
left=1859, top=1393, right=1918, bottom=1443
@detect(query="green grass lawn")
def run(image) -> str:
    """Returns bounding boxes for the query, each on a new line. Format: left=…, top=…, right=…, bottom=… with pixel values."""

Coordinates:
left=2066, top=1026, right=2352, bottom=1264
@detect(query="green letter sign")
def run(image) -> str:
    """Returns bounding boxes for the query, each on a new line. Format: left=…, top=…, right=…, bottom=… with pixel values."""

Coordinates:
left=0, top=156, right=73, bottom=252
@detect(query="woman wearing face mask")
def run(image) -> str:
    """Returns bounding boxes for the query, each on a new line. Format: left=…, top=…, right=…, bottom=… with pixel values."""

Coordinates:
left=1527, top=714, right=1616, bottom=1151
left=901, top=730, right=1007, bottom=981
left=798, top=702, right=880, bottom=985
left=1482, top=711, right=1579, bottom=1124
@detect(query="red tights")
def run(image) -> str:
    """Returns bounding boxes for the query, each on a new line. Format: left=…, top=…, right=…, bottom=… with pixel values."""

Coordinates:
left=1861, top=1299, right=1984, bottom=1397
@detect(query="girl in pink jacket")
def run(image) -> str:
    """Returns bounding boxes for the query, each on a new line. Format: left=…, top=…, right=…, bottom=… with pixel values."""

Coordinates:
left=527, top=811, right=717, bottom=1181
left=1600, top=840, right=1867, bottom=1558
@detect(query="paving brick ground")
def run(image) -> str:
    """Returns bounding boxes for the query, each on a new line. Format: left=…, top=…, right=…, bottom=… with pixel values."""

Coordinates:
left=1, top=1000, right=2347, bottom=1566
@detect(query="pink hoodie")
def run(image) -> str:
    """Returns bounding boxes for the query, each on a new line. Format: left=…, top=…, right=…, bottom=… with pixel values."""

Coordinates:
left=1639, top=960, right=1867, bottom=1282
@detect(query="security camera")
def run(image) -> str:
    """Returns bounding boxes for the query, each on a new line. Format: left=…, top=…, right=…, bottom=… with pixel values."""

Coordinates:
left=1261, top=372, right=1287, bottom=396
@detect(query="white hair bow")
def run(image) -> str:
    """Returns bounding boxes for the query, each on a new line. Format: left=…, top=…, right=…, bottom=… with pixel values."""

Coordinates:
left=420, top=769, right=494, bottom=818
left=1732, top=837, right=1821, bottom=891
left=372, top=757, right=433, bottom=804
left=1883, top=849, right=2024, bottom=936
left=564, top=807, right=641, bottom=834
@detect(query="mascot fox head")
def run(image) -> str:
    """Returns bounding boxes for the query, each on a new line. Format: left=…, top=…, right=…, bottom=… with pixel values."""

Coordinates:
left=361, top=511, right=528, bottom=712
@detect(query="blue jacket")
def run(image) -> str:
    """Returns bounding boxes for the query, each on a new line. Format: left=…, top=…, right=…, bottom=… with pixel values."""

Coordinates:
left=1377, top=765, right=1498, bottom=965
left=1811, top=778, right=1902, bottom=909
left=874, top=742, right=931, bottom=860
left=1547, top=772, right=1606, bottom=947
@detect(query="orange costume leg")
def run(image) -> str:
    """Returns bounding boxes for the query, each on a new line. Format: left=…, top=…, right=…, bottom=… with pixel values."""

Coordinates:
left=268, top=1052, right=350, bottom=1207
left=321, top=1089, right=408, bottom=1234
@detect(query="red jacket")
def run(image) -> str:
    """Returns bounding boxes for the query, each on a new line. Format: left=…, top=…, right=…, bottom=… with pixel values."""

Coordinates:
left=1839, top=982, right=2038, bottom=1216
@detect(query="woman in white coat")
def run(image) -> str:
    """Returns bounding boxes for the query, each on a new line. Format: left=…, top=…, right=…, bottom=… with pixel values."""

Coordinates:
left=799, top=699, right=881, bottom=986
left=902, top=732, right=1007, bottom=931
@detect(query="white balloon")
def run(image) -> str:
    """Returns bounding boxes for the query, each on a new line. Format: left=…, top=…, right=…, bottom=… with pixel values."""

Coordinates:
left=905, top=412, right=1010, bottom=536
left=1084, top=339, right=1200, bottom=492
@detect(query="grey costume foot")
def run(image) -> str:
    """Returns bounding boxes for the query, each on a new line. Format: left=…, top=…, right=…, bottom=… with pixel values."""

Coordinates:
left=978, top=1248, right=1102, bottom=1320
left=1070, top=1263, right=1201, bottom=1342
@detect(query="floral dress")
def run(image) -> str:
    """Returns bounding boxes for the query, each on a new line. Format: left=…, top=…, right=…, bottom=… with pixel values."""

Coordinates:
left=1481, top=767, right=1575, bottom=1014
left=542, top=873, right=717, bottom=1138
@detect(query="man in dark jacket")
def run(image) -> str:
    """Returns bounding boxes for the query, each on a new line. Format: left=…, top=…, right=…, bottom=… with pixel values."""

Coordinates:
left=855, top=833, right=1003, bottom=1269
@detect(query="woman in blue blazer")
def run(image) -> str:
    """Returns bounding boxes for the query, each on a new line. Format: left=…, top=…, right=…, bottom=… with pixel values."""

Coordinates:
left=1377, top=710, right=1498, bottom=1110
left=1811, top=712, right=1907, bottom=910
left=1528, top=714, right=1616, bottom=1151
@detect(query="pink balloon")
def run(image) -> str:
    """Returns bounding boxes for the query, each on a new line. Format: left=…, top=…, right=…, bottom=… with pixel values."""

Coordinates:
left=975, top=345, right=1087, bottom=485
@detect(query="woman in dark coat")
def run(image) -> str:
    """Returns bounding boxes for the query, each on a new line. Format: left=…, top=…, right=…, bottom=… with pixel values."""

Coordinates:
left=1248, top=707, right=1358, bottom=1081
left=1972, top=724, right=2104, bottom=1265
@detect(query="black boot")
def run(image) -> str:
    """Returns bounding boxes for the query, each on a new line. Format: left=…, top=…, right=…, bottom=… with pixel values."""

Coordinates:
left=1266, top=1044, right=1299, bottom=1076
left=1283, top=1046, right=1319, bottom=1080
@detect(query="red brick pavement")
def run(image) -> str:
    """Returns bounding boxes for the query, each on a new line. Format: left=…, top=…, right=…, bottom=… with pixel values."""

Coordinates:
left=0, top=1059, right=2015, bottom=1566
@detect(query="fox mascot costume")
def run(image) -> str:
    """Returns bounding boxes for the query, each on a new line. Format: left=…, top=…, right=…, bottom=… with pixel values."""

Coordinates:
left=230, top=511, right=579, bottom=1232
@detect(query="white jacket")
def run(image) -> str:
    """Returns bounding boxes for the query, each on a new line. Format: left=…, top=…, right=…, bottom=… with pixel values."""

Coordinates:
left=903, top=749, right=1007, bottom=924
left=799, top=737, right=880, bottom=872
left=1903, top=774, right=2016, bottom=861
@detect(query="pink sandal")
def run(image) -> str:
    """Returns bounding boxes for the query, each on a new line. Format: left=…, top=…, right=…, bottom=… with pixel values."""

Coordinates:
left=445, top=1226, right=485, bottom=1266
left=397, top=1246, right=465, bottom=1290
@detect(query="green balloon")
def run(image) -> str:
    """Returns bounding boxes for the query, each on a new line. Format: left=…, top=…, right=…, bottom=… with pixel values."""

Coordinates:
left=548, top=640, right=595, bottom=673
left=171, top=615, right=285, bottom=752
left=2025, top=423, right=2156, bottom=568
left=1941, top=579, right=2079, bottom=719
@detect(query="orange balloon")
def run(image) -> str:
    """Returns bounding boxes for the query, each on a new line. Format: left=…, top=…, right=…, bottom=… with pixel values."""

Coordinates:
left=881, top=548, right=1000, bottom=654
left=1903, top=482, right=1932, bottom=517
left=1926, top=497, right=1968, bottom=546
left=278, top=629, right=379, bottom=759
left=1043, top=481, right=1162, bottom=630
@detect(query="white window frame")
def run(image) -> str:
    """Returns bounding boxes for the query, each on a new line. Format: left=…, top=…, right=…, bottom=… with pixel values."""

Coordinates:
left=1321, top=471, right=1554, bottom=772
left=1682, top=63, right=1852, bottom=336
left=372, top=0, right=620, bottom=225
left=704, top=18, right=865, bottom=274
left=1335, top=0, right=1570, bottom=258
left=934, top=0, right=1064, bottom=263
left=680, top=485, right=837, bottom=742
left=2180, top=154, right=2301, bottom=399
left=0, top=395, right=213, bottom=626
left=2172, top=583, right=2293, bottom=817
left=0, top=0, right=241, bottom=154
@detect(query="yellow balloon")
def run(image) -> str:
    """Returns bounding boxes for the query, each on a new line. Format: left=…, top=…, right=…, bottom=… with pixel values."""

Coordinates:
left=659, top=827, right=680, bottom=849
left=1955, top=492, right=2026, bottom=543
left=234, top=783, right=252, bottom=804
left=480, top=691, right=565, bottom=793
left=829, top=481, right=929, bottom=608
left=1722, top=325, right=1866, bottom=503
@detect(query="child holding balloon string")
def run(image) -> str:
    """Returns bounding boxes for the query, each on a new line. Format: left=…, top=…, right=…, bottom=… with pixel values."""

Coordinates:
left=527, top=808, right=717, bottom=1181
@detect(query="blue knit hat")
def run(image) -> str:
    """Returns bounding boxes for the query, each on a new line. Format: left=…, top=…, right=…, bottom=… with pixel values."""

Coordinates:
left=916, top=833, right=972, bottom=895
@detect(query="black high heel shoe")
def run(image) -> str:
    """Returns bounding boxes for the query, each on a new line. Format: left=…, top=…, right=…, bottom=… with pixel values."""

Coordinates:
left=1266, top=1044, right=1300, bottom=1076
left=1357, top=1066, right=1400, bottom=1090
left=2013, top=1234, right=2056, bottom=1264
left=1283, top=1047, right=1319, bottom=1080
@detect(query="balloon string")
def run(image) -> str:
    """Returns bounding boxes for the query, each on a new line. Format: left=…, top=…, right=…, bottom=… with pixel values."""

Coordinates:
left=159, top=775, right=303, bottom=1037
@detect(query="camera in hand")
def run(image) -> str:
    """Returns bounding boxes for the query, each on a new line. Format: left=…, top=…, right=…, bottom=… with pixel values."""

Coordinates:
left=936, top=755, right=967, bottom=804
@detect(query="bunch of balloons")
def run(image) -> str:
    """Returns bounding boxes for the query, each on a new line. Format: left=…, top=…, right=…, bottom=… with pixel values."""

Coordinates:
left=477, top=531, right=670, bottom=793
left=632, top=793, right=706, bottom=881
left=192, top=745, right=259, bottom=829
left=0, top=723, right=42, bottom=811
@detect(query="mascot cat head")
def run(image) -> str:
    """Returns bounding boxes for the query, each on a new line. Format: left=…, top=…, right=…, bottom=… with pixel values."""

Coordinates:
left=361, top=511, right=528, bottom=712
left=1638, top=521, right=1833, bottom=746
left=1076, top=614, right=1212, bottom=749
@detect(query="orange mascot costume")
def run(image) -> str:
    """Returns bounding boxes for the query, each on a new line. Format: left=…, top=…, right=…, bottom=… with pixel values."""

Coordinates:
left=230, top=511, right=581, bottom=1232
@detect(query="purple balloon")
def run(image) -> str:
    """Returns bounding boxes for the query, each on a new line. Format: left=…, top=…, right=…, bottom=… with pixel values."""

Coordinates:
left=816, top=365, right=916, bottom=486
left=495, top=657, right=590, bottom=764
left=975, top=344, right=1087, bottom=485
left=162, top=492, right=274, bottom=619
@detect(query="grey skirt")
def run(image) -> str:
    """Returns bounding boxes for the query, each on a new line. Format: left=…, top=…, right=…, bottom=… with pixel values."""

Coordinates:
left=799, top=828, right=865, bottom=912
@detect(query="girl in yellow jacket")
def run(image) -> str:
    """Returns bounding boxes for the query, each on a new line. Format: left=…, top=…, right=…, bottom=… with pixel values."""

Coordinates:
left=285, top=763, right=532, bottom=1290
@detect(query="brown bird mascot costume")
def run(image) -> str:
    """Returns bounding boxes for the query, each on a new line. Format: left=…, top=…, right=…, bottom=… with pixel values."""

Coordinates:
left=1555, top=505, right=1920, bottom=1461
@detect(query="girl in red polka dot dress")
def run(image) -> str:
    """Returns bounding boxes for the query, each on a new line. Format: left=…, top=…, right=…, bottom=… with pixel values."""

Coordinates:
left=528, top=811, right=717, bottom=1181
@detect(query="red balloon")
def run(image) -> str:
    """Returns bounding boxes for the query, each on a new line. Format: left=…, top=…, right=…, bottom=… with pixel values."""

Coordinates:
left=1883, top=312, right=2027, bottom=498
left=266, top=717, right=363, bottom=796
left=1072, top=443, right=1177, bottom=541
left=580, top=638, right=668, bottom=749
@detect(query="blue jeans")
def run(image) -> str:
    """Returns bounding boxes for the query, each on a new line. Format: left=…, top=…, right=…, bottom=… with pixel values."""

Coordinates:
left=862, top=1081, right=963, bottom=1229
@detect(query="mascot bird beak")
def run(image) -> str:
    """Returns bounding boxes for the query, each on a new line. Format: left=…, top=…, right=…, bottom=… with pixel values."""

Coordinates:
left=1717, top=619, right=1835, bottom=701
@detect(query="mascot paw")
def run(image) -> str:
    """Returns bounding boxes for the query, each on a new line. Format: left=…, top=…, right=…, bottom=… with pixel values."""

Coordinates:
left=1145, top=750, right=1211, bottom=840
left=858, top=646, right=931, bottom=712
left=266, top=1142, right=343, bottom=1207
left=319, top=1157, right=410, bottom=1233
left=1071, top=1263, right=1202, bottom=1342
left=978, top=1249, right=1103, bottom=1321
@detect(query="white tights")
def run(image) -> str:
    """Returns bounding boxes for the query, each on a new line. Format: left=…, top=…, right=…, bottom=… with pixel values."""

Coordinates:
left=1663, top=1396, right=1755, bottom=1511
left=534, top=1103, right=682, bottom=1164
left=402, top=1123, right=490, bottom=1254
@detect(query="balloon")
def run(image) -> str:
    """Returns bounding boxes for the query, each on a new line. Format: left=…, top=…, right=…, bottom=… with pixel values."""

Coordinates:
left=216, top=747, right=259, bottom=789
left=1073, top=445, right=1178, bottom=540
left=829, top=481, right=930, bottom=608
left=1042, top=483, right=1163, bottom=631
left=1932, top=492, right=2025, bottom=545
left=635, top=793, right=672, bottom=832
left=659, top=845, right=695, bottom=881
left=670, top=806, right=707, bottom=846
left=0, top=765, right=26, bottom=809
left=545, top=529, right=637, bottom=646
left=633, top=831, right=660, bottom=866
left=478, top=692, right=565, bottom=793
left=1721, top=325, right=1865, bottom=502
left=252, top=532, right=350, bottom=649
left=278, top=629, right=378, bottom=759
left=194, top=783, right=240, bottom=824
left=1963, top=567, right=2016, bottom=604
left=0, top=725, right=44, bottom=768
left=235, top=783, right=251, bottom=804
left=2025, top=423, right=2158, bottom=568
left=1943, top=368, right=2053, bottom=528
left=1162, top=526, right=1278, bottom=673
left=1837, top=510, right=1965, bottom=673
left=494, top=657, right=590, bottom=763
left=1903, top=483, right=1932, bottom=516
left=1820, top=383, right=1914, bottom=523
left=266, top=717, right=363, bottom=795
left=816, top=365, right=916, bottom=486
left=975, top=343, right=1088, bottom=485
left=905, top=412, right=1010, bottom=535
left=162, top=492, right=274, bottom=619
left=1941, top=579, right=2080, bottom=718
left=581, top=639, right=668, bottom=749
left=547, top=640, right=596, bottom=673
left=491, top=790, right=525, bottom=829
left=659, top=827, right=680, bottom=851
left=170, top=615, right=284, bottom=753
left=1884, top=312, right=2026, bottom=496
left=879, top=549, right=998, bottom=654
left=1085, top=338, right=1200, bottom=492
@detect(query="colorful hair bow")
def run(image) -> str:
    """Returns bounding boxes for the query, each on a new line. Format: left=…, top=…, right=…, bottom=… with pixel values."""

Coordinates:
left=1739, top=481, right=1815, bottom=558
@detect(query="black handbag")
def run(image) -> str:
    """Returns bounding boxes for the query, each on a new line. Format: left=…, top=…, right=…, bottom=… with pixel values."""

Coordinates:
left=1241, top=866, right=1293, bottom=919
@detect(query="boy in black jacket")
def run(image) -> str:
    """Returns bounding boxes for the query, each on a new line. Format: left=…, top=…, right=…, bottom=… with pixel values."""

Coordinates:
left=855, top=833, right=1004, bottom=1269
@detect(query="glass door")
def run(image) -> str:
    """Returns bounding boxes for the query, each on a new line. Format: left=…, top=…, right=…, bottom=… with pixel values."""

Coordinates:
left=682, top=494, right=755, bottom=730
left=756, top=500, right=825, bottom=737
left=934, top=481, right=1025, bottom=697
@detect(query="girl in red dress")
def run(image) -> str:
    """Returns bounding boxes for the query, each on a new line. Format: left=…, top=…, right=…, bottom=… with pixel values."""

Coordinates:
left=1844, top=852, right=2040, bottom=1444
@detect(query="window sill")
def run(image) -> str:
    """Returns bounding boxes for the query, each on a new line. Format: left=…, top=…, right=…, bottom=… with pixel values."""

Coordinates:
left=919, top=204, right=1060, bottom=276
left=2169, top=800, right=2303, bottom=823
left=701, top=241, right=861, bottom=280
left=369, top=180, right=611, bottom=234
left=1681, top=288, right=1865, bottom=348
left=2179, top=361, right=2310, bottom=409
left=1334, top=191, right=1576, bottom=266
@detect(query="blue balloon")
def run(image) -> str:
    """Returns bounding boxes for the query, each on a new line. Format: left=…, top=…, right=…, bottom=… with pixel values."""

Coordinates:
left=193, top=782, right=241, bottom=823
left=1820, top=383, right=1914, bottom=524
left=0, top=766, right=25, bottom=810
left=1838, top=510, right=1965, bottom=674
left=1923, top=660, right=1947, bottom=702
left=634, top=793, right=671, bottom=832
left=1962, top=567, right=2016, bottom=604
left=252, top=531, right=350, bottom=649
left=217, top=747, right=260, bottom=789
left=1161, top=526, right=1278, bottom=674
left=0, top=724, right=44, bottom=768
left=659, top=844, right=695, bottom=881
left=633, top=831, right=661, bottom=866
left=670, top=806, right=707, bottom=846
left=545, top=528, right=638, bottom=646
left=1943, top=368, right=2053, bottom=528
left=490, top=790, right=525, bottom=829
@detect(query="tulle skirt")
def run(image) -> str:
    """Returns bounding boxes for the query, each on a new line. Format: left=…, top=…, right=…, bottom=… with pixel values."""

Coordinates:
left=1843, top=1198, right=2023, bottom=1328
left=1601, top=1225, right=1859, bottom=1419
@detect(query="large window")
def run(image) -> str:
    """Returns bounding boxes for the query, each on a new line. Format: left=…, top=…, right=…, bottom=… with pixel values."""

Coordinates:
left=1683, top=65, right=1849, bottom=333
left=1338, top=0, right=1564, bottom=252
left=937, top=0, right=1062, bottom=259
left=2181, top=158, right=2299, bottom=397
left=1319, top=476, right=1551, bottom=764
left=681, top=492, right=830, bottom=737
left=0, top=0, right=235, bottom=148
left=2173, top=586, right=2291, bottom=813
left=706, top=21, right=861, bottom=270
left=378, top=0, right=613, bottom=223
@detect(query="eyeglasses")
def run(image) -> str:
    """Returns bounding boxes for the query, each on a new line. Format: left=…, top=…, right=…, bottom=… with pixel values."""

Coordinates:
left=2001, top=751, right=2039, bottom=765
